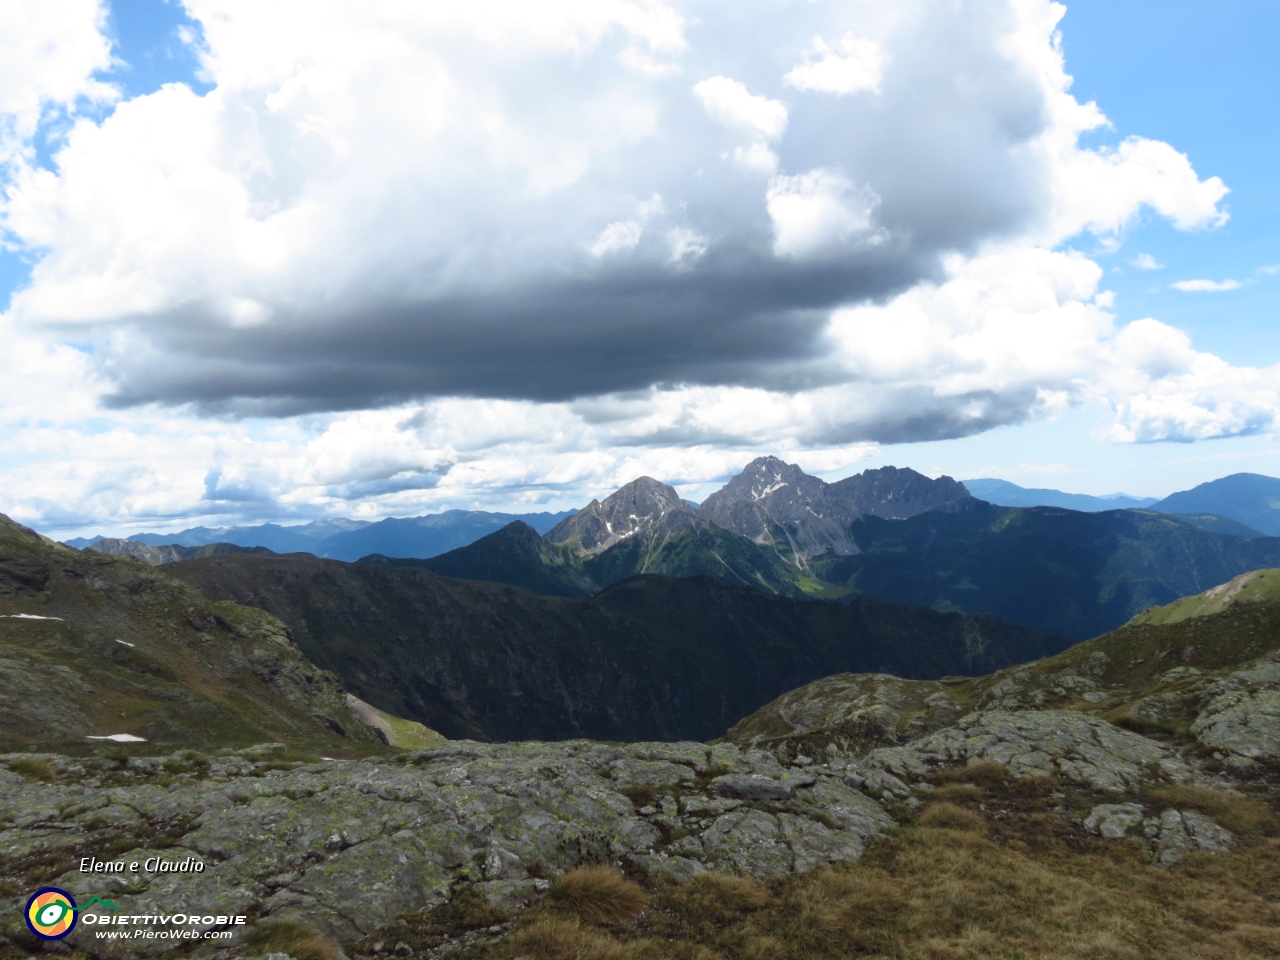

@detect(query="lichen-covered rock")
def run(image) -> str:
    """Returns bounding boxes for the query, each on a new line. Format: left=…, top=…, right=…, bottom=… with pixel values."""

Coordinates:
left=870, top=710, right=1191, bottom=791
left=1152, top=809, right=1236, bottom=865
left=1084, top=803, right=1146, bottom=839
left=1191, top=653, right=1280, bottom=760
left=1083, top=803, right=1235, bottom=866
left=0, top=740, right=892, bottom=956
left=709, top=774, right=795, bottom=801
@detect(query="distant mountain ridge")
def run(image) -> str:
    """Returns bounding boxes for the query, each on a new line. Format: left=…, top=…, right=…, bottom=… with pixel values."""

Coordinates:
left=810, top=505, right=1280, bottom=639
left=85, top=539, right=274, bottom=565
left=545, top=476, right=701, bottom=555
left=963, top=478, right=1158, bottom=511
left=1150, top=473, right=1280, bottom=536
left=64, top=508, right=575, bottom=561
left=397, top=461, right=973, bottom=598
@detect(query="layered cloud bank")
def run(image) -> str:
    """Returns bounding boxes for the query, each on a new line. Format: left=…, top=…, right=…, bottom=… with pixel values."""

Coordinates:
left=0, top=0, right=1273, bottom=531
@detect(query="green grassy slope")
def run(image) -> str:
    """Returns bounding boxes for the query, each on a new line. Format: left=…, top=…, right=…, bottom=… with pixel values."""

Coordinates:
left=366, top=521, right=597, bottom=598
left=1129, top=568, right=1280, bottom=625
left=0, top=513, right=383, bottom=753
left=582, top=524, right=821, bottom=597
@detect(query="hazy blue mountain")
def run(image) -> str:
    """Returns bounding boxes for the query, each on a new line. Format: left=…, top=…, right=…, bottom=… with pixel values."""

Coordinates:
left=317, top=510, right=575, bottom=560
left=64, top=509, right=575, bottom=561
left=963, top=478, right=1158, bottom=511
left=64, top=518, right=370, bottom=553
left=1151, top=473, right=1280, bottom=536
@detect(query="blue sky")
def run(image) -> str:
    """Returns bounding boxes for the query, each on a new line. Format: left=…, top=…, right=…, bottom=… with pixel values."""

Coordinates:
left=0, top=0, right=1277, bottom=537
left=1061, top=0, right=1280, bottom=367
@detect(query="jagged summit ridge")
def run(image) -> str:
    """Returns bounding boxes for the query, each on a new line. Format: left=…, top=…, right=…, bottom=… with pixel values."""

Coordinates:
left=545, top=476, right=698, bottom=555
left=829, top=465, right=973, bottom=520
left=698, top=457, right=974, bottom=564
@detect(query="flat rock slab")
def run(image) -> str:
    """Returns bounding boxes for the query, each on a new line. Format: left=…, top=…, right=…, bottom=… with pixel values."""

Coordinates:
left=0, top=740, right=891, bottom=955
left=867, top=710, right=1191, bottom=791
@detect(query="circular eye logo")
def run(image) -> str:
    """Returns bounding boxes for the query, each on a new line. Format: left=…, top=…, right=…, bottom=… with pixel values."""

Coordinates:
left=25, top=887, right=78, bottom=940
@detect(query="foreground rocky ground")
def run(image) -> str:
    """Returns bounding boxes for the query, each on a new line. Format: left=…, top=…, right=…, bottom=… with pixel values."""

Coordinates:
left=1, top=738, right=893, bottom=957
left=2, top=685, right=1276, bottom=959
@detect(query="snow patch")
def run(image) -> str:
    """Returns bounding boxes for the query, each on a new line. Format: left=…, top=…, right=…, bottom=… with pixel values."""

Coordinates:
left=0, top=613, right=63, bottom=620
left=86, top=733, right=147, bottom=742
left=753, top=481, right=787, bottom=500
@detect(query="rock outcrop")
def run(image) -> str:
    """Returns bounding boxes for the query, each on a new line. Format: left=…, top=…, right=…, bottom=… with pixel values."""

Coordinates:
left=1084, top=803, right=1237, bottom=865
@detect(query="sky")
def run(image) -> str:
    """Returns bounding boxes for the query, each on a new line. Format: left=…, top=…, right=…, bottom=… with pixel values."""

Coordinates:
left=0, top=0, right=1277, bottom=538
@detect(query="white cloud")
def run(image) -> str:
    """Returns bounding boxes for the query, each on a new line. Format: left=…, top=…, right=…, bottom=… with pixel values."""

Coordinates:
left=1171, top=279, right=1241, bottom=292
left=1131, top=253, right=1163, bottom=270
left=0, top=0, right=1268, bottom=535
left=591, top=220, right=644, bottom=258
left=784, top=33, right=884, bottom=95
left=692, top=75, right=788, bottom=140
left=766, top=169, right=878, bottom=258
left=0, top=0, right=115, bottom=163
left=1258, top=264, right=1280, bottom=276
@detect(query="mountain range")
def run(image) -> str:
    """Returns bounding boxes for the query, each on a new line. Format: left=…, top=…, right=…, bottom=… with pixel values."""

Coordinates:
left=64, top=508, right=575, bottom=561
left=962, top=478, right=1159, bottom=511
left=378, top=460, right=1280, bottom=640
left=79, top=458, right=1280, bottom=643
left=965, top=472, right=1280, bottom=536
left=67, top=466, right=1280, bottom=567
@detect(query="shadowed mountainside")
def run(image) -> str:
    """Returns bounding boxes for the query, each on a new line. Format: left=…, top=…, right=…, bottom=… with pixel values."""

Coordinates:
left=394, top=513, right=821, bottom=599
left=811, top=505, right=1280, bottom=640
left=166, top=552, right=1069, bottom=742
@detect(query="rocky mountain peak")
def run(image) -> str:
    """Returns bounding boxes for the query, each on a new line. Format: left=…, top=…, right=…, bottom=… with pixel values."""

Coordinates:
left=545, top=476, right=696, bottom=555
left=699, top=457, right=859, bottom=562
left=710, top=456, right=820, bottom=504
left=828, top=466, right=972, bottom=519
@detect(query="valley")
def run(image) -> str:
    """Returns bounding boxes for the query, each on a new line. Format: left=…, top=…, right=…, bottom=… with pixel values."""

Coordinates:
left=163, top=551, right=1065, bottom=742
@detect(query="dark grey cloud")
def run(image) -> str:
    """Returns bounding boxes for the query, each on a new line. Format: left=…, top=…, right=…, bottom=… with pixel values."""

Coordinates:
left=104, top=243, right=937, bottom=414
left=17, top=0, right=1093, bottom=433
